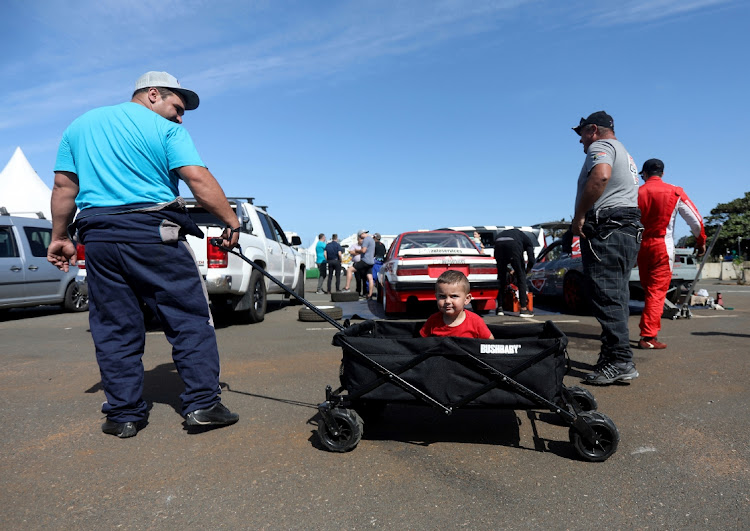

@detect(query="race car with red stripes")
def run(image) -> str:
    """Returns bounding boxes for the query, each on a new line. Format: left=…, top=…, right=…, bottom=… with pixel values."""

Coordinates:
left=376, top=230, right=498, bottom=315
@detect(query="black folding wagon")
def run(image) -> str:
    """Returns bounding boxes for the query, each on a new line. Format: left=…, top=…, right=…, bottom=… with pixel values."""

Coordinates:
left=317, top=319, right=620, bottom=462
left=206, top=240, right=619, bottom=462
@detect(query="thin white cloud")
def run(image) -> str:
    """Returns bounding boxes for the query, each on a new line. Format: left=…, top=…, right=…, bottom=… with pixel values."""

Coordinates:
left=0, top=0, right=739, bottom=132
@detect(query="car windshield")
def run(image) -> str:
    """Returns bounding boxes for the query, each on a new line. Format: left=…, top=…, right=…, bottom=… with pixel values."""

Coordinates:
left=397, top=232, right=478, bottom=255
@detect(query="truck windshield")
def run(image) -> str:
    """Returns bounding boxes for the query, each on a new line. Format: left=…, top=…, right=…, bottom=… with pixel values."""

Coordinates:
left=187, top=207, right=236, bottom=227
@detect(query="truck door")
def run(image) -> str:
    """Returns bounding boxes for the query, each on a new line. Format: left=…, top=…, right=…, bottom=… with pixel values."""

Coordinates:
left=257, top=212, right=284, bottom=286
left=0, top=225, right=27, bottom=306
left=270, top=216, right=297, bottom=287
left=21, top=226, right=68, bottom=303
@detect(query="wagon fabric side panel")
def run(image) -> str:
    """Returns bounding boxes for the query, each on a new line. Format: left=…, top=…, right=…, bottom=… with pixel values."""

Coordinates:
left=333, top=320, right=568, bottom=409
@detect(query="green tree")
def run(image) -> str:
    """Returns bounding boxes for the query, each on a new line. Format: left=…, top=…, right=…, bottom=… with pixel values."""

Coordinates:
left=704, top=191, right=750, bottom=260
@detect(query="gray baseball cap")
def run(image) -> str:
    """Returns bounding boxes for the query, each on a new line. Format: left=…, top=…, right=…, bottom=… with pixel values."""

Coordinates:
left=134, top=71, right=199, bottom=110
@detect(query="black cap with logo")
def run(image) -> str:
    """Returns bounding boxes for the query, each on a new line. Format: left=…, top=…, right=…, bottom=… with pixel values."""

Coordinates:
left=573, top=111, right=614, bottom=135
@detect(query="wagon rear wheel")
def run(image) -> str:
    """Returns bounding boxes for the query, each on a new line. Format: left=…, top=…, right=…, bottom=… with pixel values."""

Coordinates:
left=565, top=385, right=598, bottom=412
left=570, top=412, right=619, bottom=462
left=317, top=408, right=363, bottom=453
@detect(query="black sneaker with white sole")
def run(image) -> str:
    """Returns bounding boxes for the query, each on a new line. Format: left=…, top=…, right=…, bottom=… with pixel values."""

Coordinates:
left=583, top=361, right=639, bottom=385
left=185, top=402, right=239, bottom=426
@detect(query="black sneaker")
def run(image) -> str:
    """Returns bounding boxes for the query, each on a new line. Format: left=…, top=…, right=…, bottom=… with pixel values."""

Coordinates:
left=185, top=402, right=239, bottom=426
left=102, top=419, right=145, bottom=438
left=495, top=309, right=504, bottom=316
left=519, top=308, right=534, bottom=317
left=583, top=361, right=639, bottom=385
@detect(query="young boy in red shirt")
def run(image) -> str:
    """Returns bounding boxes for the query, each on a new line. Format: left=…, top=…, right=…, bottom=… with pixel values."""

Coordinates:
left=420, top=270, right=494, bottom=339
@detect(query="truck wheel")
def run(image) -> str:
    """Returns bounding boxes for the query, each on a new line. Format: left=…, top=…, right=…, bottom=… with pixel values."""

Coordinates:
left=241, top=269, right=267, bottom=323
left=291, top=269, right=305, bottom=305
left=63, top=281, right=89, bottom=312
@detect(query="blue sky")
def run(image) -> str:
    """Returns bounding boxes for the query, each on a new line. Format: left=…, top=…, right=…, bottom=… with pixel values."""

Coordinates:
left=1, top=0, right=748, bottom=246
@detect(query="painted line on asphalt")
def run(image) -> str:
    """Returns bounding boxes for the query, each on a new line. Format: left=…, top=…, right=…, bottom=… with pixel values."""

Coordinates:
left=689, top=314, right=738, bottom=319
left=500, top=318, right=581, bottom=325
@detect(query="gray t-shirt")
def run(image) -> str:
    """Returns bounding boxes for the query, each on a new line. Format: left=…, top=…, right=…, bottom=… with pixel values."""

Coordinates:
left=360, top=235, right=376, bottom=265
left=575, top=139, right=639, bottom=214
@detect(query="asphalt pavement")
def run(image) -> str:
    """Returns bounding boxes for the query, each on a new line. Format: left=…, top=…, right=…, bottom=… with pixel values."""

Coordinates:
left=1, top=279, right=748, bottom=530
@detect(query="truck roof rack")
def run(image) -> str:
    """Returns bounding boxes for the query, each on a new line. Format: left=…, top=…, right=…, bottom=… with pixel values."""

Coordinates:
left=226, top=197, right=254, bottom=205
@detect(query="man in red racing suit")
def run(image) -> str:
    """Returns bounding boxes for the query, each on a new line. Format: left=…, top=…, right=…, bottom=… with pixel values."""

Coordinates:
left=637, top=158, right=706, bottom=349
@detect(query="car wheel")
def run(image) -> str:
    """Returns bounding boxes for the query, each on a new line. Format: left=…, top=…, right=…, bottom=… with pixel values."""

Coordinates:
left=382, top=281, right=394, bottom=315
left=63, top=281, right=89, bottom=312
left=563, top=272, right=587, bottom=314
left=240, top=269, right=267, bottom=323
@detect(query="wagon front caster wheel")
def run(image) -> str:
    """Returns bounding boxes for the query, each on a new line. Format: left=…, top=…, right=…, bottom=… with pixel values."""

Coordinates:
left=570, top=412, right=619, bottom=462
left=565, top=385, right=598, bottom=412
left=317, top=408, right=364, bottom=453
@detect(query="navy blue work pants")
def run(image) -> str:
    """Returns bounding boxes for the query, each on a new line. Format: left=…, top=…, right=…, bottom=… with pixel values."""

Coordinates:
left=86, top=240, right=221, bottom=422
left=580, top=227, right=640, bottom=363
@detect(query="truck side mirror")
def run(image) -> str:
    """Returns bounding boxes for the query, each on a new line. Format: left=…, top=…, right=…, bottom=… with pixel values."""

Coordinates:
left=291, top=235, right=302, bottom=246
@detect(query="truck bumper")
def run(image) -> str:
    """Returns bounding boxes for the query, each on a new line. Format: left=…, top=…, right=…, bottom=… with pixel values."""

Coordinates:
left=203, top=274, right=233, bottom=292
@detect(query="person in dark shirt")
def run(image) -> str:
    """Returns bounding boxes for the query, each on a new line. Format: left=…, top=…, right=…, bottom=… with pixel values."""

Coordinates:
left=373, top=232, right=387, bottom=261
left=493, top=228, right=535, bottom=317
left=324, top=234, right=343, bottom=293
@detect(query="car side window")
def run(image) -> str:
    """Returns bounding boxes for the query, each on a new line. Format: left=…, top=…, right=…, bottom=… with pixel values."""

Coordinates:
left=0, top=227, right=19, bottom=258
left=23, top=227, right=52, bottom=257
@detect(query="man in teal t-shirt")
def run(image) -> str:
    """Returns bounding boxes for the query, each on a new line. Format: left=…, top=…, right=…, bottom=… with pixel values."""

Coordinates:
left=48, top=71, right=241, bottom=438
left=315, top=233, right=327, bottom=293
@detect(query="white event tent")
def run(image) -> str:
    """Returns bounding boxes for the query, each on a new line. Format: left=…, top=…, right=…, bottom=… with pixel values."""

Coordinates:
left=0, top=147, right=52, bottom=219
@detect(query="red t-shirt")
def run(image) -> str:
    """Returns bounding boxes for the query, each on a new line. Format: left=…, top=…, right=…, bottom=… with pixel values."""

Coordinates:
left=419, top=310, right=492, bottom=339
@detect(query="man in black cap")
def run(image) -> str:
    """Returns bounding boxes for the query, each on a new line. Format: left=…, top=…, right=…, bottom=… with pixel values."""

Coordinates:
left=571, top=111, right=643, bottom=385
left=637, top=158, right=706, bottom=349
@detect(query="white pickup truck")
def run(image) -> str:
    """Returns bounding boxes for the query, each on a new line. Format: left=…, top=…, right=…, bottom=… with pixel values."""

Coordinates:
left=184, top=197, right=305, bottom=323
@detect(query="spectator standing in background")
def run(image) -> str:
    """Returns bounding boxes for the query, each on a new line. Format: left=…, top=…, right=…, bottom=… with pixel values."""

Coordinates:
left=324, top=234, right=343, bottom=293
left=343, top=231, right=365, bottom=295
left=373, top=233, right=387, bottom=261
left=315, top=233, right=327, bottom=294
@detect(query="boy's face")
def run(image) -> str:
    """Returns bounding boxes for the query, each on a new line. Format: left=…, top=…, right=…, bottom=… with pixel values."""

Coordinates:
left=435, top=282, right=471, bottom=318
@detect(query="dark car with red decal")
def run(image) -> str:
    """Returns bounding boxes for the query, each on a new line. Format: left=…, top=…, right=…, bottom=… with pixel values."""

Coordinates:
left=377, top=230, right=498, bottom=315
left=528, top=237, right=698, bottom=313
